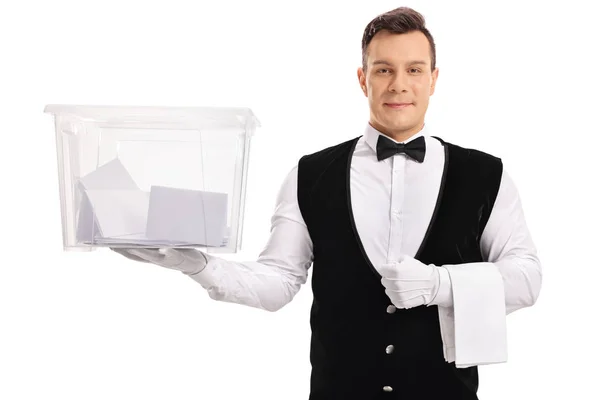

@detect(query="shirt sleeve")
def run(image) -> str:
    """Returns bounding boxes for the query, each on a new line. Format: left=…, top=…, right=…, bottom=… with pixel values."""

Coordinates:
left=185, top=165, right=314, bottom=312
left=433, top=167, right=543, bottom=311
left=479, top=168, right=543, bottom=314
left=437, top=167, right=543, bottom=367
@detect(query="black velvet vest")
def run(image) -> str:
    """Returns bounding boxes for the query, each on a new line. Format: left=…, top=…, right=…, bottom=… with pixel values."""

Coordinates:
left=296, top=136, right=503, bottom=400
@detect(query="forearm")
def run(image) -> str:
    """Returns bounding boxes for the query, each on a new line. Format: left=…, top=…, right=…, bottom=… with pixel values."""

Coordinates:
left=433, top=254, right=542, bottom=315
left=184, top=165, right=313, bottom=312
left=186, top=255, right=306, bottom=312
left=494, top=253, right=542, bottom=314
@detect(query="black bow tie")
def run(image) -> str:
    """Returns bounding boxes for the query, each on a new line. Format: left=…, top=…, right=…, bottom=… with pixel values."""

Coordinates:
left=376, top=135, right=426, bottom=163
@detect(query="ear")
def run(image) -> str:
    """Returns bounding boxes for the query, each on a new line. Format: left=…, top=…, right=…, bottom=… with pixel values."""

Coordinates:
left=430, top=67, right=439, bottom=95
left=357, top=67, right=368, bottom=96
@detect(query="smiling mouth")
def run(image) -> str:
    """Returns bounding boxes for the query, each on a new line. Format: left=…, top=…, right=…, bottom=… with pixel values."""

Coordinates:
left=384, top=103, right=413, bottom=109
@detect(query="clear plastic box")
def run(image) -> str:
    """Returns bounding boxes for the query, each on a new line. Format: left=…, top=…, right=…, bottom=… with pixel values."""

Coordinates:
left=44, top=104, right=260, bottom=253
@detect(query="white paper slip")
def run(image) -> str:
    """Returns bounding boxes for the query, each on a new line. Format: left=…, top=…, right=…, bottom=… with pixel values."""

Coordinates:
left=75, top=157, right=147, bottom=243
left=78, top=158, right=140, bottom=191
left=83, top=189, right=150, bottom=238
left=76, top=190, right=101, bottom=243
left=145, top=185, right=228, bottom=247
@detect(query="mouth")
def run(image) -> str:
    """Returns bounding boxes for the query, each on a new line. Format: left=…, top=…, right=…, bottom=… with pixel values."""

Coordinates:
left=384, top=103, right=413, bottom=109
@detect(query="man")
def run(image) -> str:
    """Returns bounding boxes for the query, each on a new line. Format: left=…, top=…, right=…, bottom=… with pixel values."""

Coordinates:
left=114, top=6, right=542, bottom=399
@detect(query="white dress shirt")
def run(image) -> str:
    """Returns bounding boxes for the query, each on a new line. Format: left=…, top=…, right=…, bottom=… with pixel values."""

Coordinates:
left=188, top=123, right=543, bottom=367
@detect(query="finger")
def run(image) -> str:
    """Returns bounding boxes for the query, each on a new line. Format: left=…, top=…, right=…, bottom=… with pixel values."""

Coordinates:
left=385, top=291, right=417, bottom=309
left=398, top=297, right=425, bottom=309
left=127, top=248, right=164, bottom=262
left=404, top=294, right=427, bottom=308
left=381, top=276, right=403, bottom=290
left=379, top=262, right=400, bottom=278
left=146, top=248, right=186, bottom=268
left=111, top=248, right=151, bottom=263
left=172, top=248, right=209, bottom=264
left=160, top=248, right=186, bottom=258
left=157, top=248, right=184, bottom=257
left=381, top=277, right=392, bottom=289
left=385, top=288, right=398, bottom=300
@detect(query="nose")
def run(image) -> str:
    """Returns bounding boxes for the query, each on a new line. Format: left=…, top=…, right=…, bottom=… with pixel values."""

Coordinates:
left=388, top=72, right=408, bottom=93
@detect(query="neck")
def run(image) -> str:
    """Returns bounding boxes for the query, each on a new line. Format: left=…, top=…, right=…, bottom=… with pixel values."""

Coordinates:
left=369, top=120, right=424, bottom=142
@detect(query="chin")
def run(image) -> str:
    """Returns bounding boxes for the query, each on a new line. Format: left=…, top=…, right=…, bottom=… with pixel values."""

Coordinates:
left=384, top=117, right=413, bottom=129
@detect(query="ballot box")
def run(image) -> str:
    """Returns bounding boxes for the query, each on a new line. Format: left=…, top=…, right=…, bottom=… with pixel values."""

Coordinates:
left=44, top=104, right=260, bottom=253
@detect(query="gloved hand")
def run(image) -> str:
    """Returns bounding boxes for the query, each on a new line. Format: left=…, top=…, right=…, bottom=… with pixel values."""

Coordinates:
left=111, top=247, right=209, bottom=275
left=380, top=254, right=441, bottom=309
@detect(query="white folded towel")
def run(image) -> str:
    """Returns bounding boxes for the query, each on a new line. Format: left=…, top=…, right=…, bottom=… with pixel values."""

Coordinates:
left=438, top=263, right=508, bottom=368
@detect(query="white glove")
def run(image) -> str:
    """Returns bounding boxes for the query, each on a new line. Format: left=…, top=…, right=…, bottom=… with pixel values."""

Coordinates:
left=111, top=248, right=208, bottom=275
left=380, top=254, right=441, bottom=309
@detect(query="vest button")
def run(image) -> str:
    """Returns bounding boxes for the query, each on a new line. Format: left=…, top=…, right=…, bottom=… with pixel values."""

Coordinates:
left=383, top=386, right=393, bottom=392
left=386, top=305, right=397, bottom=314
left=385, top=345, right=394, bottom=354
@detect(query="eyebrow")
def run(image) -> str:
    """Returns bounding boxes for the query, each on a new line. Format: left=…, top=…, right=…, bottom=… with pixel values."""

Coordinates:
left=372, top=60, right=428, bottom=67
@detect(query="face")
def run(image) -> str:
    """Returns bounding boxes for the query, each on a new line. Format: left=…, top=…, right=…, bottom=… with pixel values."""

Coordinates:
left=357, top=30, right=439, bottom=141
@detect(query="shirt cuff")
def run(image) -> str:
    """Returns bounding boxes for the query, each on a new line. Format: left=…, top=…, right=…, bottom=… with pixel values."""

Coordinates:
left=184, top=255, right=217, bottom=289
left=431, top=266, right=453, bottom=307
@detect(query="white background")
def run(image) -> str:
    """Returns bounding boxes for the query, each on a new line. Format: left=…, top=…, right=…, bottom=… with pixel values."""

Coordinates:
left=1, top=0, right=599, bottom=398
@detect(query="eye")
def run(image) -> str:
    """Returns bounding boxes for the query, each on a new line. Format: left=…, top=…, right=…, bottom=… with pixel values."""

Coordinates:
left=409, top=68, right=422, bottom=74
left=377, top=68, right=391, bottom=74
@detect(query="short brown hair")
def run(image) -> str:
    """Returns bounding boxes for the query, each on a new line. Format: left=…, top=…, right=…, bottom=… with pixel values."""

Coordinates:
left=361, top=7, right=436, bottom=73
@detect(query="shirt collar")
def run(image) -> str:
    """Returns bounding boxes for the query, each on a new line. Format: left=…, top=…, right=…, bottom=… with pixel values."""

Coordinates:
left=364, top=122, right=429, bottom=154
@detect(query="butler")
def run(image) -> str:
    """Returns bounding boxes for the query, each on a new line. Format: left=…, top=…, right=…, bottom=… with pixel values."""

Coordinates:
left=114, top=6, right=542, bottom=400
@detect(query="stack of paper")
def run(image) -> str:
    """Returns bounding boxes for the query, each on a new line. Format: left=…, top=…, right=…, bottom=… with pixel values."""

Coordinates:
left=75, top=158, right=229, bottom=248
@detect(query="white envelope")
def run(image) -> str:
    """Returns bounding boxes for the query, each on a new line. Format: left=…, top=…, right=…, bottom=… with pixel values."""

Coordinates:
left=74, top=157, right=229, bottom=247
left=78, top=158, right=140, bottom=191
left=75, top=189, right=101, bottom=243
left=145, top=185, right=228, bottom=247
left=75, top=158, right=149, bottom=242
left=84, top=189, right=150, bottom=238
